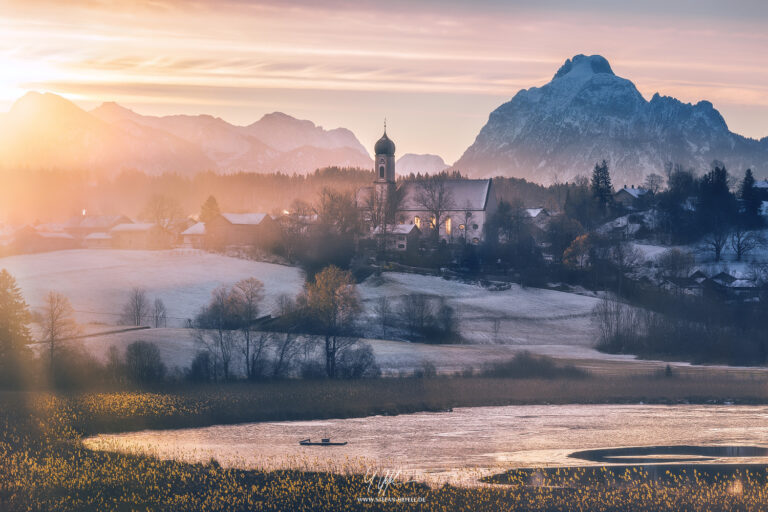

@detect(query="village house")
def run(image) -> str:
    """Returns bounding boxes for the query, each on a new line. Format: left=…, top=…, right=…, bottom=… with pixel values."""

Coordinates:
left=65, top=214, right=132, bottom=239
left=83, top=232, right=113, bottom=249
left=373, top=224, right=420, bottom=252
left=12, top=225, right=78, bottom=253
left=205, top=213, right=282, bottom=249
left=358, top=128, right=497, bottom=244
left=613, top=186, right=650, bottom=209
left=180, top=222, right=206, bottom=248
left=110, top=223, right=171, bottom=249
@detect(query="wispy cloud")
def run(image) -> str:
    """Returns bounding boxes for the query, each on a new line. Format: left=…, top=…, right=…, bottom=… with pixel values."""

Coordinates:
left=1, top=0, right=767, bottom=161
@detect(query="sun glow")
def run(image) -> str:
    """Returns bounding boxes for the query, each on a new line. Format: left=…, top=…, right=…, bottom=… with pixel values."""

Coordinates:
left=0, top=57, right=59, bottom=102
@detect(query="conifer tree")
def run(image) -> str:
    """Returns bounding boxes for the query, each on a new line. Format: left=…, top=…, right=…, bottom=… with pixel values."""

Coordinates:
left=199, top=195, right=221, bottom=224
left=739, top=169, right=761, bottom=224
left=0, top=269, right=31, bottom=385
left=590, top=160, right=613, bottom=212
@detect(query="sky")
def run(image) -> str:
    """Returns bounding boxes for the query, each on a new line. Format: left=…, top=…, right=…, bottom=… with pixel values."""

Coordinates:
left=1, top=0, right=767, bottom=164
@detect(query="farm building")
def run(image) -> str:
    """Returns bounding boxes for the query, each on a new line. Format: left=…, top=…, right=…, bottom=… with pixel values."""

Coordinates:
left=205, top=213, right=282, bottom=249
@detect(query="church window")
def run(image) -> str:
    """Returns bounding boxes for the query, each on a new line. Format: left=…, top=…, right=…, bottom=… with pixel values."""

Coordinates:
left=459, top=224, right=465, bottom=230
left=445, top=217, right=452, bottom=235
left=472, top=223, right=478, bottom=230
left=414, top=216, right=421, bottom=228
left=430, top=216, right=436, bottom=228
left=379, top=165, right=385, bottom=178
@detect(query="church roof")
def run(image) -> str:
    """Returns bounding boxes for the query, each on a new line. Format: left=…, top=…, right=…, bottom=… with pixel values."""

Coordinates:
left=374, top=131, right=396, bottom=155
left=399, top=179, right=492, bottom=211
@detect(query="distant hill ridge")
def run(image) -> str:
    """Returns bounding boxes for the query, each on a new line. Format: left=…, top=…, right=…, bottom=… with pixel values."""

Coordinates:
left=0, top=92, right=373, bottom=176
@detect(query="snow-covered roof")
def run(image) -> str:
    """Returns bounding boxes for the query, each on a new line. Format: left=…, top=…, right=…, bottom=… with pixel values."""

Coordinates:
left=373, top=224, right=419, bottom=235
left=399, top=179, right=492, bottom=211
left=616, top=187, right=649, bottom=199
left=220, top=213, right=269, bottom=225
left=525, top=208, right=548, bottom=218
left=35, top=231, right=74, bottom=239
left=85, top=232, right=112, bottom=240
left=68, top=214, right=131, bottom=229
left=730, top=279, right=756, bottom=289
left=754, top=180, right=768, bottom=189
left=182, top=222, right=206, bottom=236
left=35, top=223, right=66, bottom=232
left=110, top=223, right=155, bottom=233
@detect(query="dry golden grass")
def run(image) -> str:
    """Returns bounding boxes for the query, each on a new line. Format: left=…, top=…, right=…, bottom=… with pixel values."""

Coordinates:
left=3, top=375, right=768, bottom=510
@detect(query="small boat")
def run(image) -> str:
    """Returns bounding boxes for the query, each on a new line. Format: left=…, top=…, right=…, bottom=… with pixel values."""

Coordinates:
left=299, top=438, right=348, bottom=446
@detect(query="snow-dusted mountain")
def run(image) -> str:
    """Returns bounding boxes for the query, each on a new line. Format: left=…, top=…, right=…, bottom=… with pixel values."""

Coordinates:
left=0, top=92, right=372, bottom=176
left=396, top=153, right=448, bottom=175
left=455, top=54, right=768, bottom=184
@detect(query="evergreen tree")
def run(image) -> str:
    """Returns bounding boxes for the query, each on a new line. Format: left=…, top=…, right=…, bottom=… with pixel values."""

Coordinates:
left=199, top=195, right=221, bottom=224
left=590, top=160, right=613, bottom=211
left=0, top=269, right=31, bottom=385
left=698, top=164, right=737, bottom=242
left=739, top=169, right=761, bottom=225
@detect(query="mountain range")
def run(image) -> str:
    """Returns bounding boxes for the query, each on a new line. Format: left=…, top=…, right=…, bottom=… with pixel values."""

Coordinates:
left=0, top=92, right=372, bottom=175
left=2, top=56, right=767, bottom=184
left=455, top=54, right=768, bottom=184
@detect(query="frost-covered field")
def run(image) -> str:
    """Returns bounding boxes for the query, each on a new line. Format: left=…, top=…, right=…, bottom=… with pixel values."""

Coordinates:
left=3, top=250, right=621, bottom=373
left=359, top=272, right=601, bottom=346
left=0, top=249, right=305, bottom=327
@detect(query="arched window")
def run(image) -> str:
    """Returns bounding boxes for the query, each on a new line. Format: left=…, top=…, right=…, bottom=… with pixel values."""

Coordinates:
left=445, top=217, right=452, bottom=235
left=379, top=165, right=385, bottom=178
left=413, top=216, right=421, bottom=228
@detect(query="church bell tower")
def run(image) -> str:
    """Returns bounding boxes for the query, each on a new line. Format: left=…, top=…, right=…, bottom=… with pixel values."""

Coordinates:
left=374, top=122, right=396, bottom=204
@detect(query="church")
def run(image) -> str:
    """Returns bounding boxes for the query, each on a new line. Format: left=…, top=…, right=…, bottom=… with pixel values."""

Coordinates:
left=358, top=128, right=497, bottom=245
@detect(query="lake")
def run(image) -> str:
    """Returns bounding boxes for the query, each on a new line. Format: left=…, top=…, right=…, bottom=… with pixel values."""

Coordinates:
left=84, top=404, right=768, bottom=486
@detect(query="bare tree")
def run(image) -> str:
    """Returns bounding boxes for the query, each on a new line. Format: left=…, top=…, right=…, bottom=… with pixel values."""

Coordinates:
left=298, top=266, right=361, bottom=378
left=140, top=194, right=184, bottom=235
left=280, top=199, right=313, bottom=262
left=608, top=240, right=644, bottom=295
left=730, top=226, right=764, bottom=261
left=655, top=248, right=695, bottom=278
left=702, top=225, right=730, bottom=262
left=246, top=332, right=271, bottom=379
left=151, top=298, right=167, bottom=328
left=233, top=277, right=265, bottom=380
left=365, top=186, right=405, bottom=251
left=193, top=286, right=239, bottom=380
left=122, top=288, right=150, bottom=326
left=643, top=173, right=664, bottom=194
left=373, top=296, right=392, bottom=336
left=415, top=175, right=455, bottom=241
left=41, top=291, right=79, bottom=377
left=317, top=187, right=361, bottom=235
left=401, top=293, right=433, bottom=334
left=271, top=332, right=301, bottom=378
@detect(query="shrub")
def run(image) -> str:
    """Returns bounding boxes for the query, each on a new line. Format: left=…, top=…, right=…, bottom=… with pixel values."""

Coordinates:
left=336, top=343, right=380, bottom=379
left=187, top=351, right=214, bottom=382
left=479, top=352, right=586, bottom=379
left=124, top=341, right=166, bottom=384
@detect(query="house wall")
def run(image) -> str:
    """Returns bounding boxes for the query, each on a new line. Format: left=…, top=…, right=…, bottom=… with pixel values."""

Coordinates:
left=111, top=232, right=150, bottom=249
left=206, top=216, right=283, bottom=249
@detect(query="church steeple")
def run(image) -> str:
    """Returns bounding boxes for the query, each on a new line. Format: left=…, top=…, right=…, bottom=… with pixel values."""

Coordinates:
left=374, top=123, right=396, bottom=204
left=374, top=124, right=396, bottom=182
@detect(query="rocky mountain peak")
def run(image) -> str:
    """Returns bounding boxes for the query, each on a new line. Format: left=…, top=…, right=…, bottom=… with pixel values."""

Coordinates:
left=454, top=56, right=768, bottom=184
left=552, top=54, right=615, bottom=81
